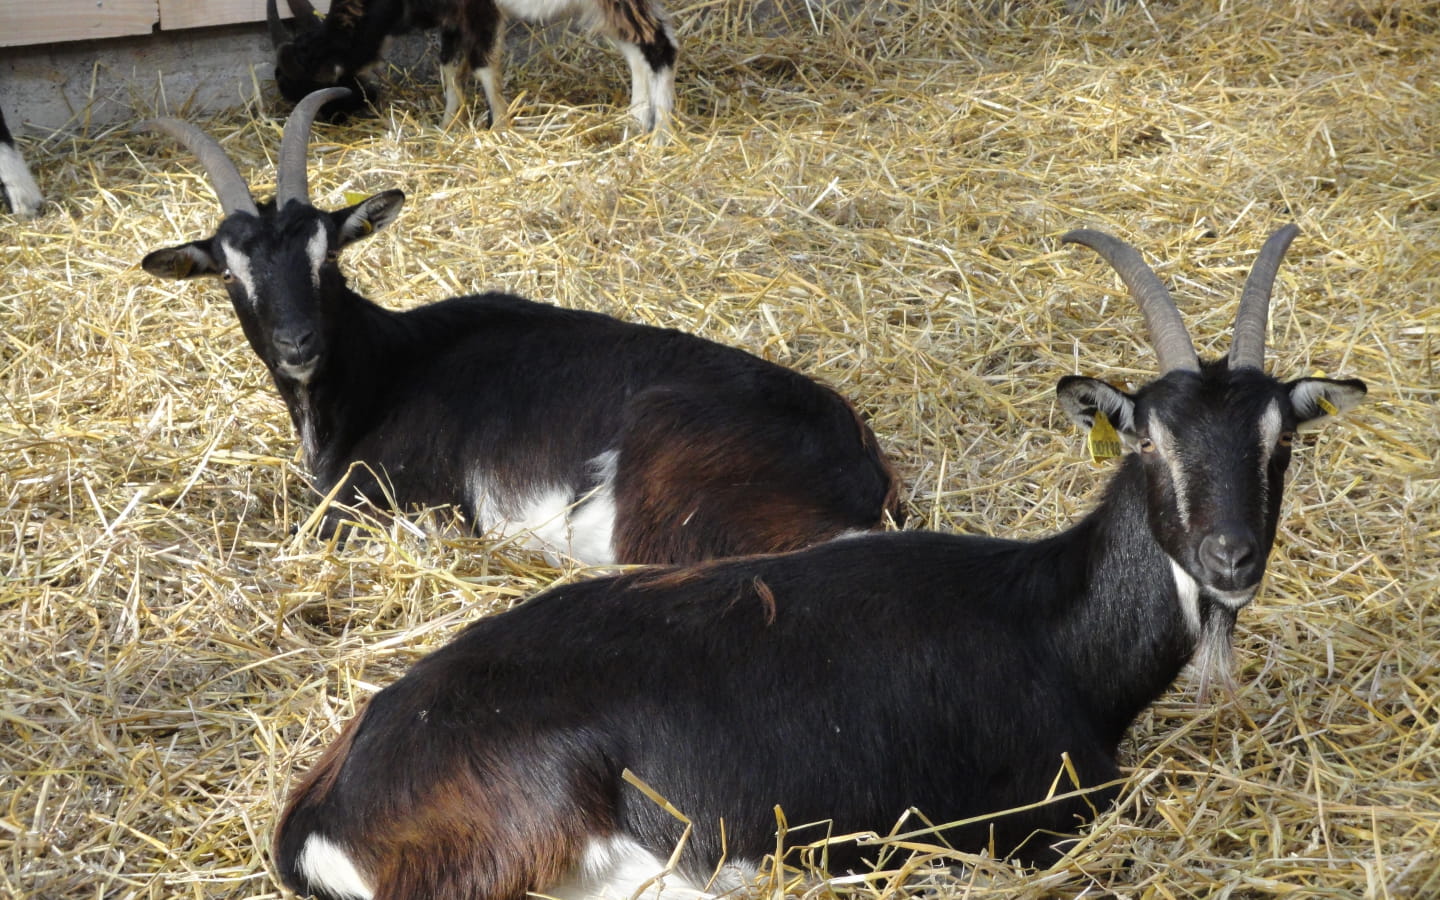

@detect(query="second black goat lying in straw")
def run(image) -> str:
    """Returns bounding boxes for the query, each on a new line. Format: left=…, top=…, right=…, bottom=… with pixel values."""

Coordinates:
left=139, top=88, right=901, bottom=565
left=273, top=224, right=1365, bottom=898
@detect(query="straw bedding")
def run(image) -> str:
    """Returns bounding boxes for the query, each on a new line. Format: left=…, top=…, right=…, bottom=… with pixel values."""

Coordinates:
left=1, top=0, right=1435, bottom=896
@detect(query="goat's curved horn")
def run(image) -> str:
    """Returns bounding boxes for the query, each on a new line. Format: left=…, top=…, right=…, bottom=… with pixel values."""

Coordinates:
left=284, top=0, right=323, bottom=32
left=1229, top=224, right=1300, bottom=371
left=140, top=119, right=259, bottom=217
left=266, top=0, right=293, bottom=47
left=1062, top=229, right=1200, bottom=374
left=276, top=87, right=352, bottom=209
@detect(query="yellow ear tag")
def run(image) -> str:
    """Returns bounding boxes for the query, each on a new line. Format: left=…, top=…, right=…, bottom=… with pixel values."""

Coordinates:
left=1315, top=395, right=1338, bottom=417
left=343, top=191, right=369, bottom=206
left=1087, top=410, right=1123, bottom=462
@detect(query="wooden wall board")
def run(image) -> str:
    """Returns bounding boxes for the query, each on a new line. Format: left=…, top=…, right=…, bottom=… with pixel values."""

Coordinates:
left=0, top=0, right=158, bottom=47
left=158, top=0, right=332, bottom=32
left=0, top=0, right=334, bottom=47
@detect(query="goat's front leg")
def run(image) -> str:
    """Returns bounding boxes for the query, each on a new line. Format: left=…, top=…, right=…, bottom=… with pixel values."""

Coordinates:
left=610, top=15, right=676, bottom=138
left=471, top=18, right=509, bottom=129
left=439, top=28, right=471, bottom=127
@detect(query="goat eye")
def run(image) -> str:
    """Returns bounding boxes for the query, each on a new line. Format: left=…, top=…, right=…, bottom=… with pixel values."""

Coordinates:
left=325, top=249, right=339, bottom=262
left=1278, top=431, right=1295, bottom=447
left=1137, top=438, right=1157, bottom=453
left=221, top=269, right=235, bottom=283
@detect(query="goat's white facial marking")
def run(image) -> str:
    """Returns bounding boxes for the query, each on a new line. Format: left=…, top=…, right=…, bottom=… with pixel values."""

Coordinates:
left=218, top=239, right=257, bottom=305
left=306, top=221, right=328, bottom=291
left=295, top=834, right=373, bottom=900
left=1146, top=416, right=1189, bottom=528
left=1256, top=398, right=1283, bottom=509
left=1207, top=584, right=1258, bottom=612
left=279, top=358, right=320, bottom=383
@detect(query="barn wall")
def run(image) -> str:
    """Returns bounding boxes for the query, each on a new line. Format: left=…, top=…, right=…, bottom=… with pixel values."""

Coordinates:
left=0, top=1, right=333, bottom=47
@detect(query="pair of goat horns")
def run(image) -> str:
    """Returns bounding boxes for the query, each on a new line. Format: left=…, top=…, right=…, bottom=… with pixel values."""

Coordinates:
left=1063, top=224, right=1299, bottom=372
left=139, top=87, right=351, bottom=218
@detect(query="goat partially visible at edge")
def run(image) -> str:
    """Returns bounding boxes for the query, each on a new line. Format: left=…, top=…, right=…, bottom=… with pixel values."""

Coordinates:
left=266, top=0, right=676, bottom=134
left=138, top=88, right=901, bottom=566
left=0, top=106, right=44, bottom=218
left=272, top=225, right=1365, bottom=899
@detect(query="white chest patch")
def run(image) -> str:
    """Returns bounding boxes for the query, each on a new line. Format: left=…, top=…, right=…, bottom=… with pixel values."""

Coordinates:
left=1168, top=556, right=1201, bottom=638
left=544, top=835, right=755, bottom=900
left=295, top=834, right=373, bottom=900
left=467, top=450, right=618, bottom=566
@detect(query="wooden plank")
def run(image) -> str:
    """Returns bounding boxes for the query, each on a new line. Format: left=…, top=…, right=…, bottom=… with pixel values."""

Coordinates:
left=0, top=0, right=158, bottom=47
left=158, top=0, right=331, bottom=31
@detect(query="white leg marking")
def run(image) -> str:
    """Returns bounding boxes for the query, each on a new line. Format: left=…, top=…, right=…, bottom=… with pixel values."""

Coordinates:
left=467, top=455, right=618, bottom=567
left=649, top=64, right=676, bottom=137
left=441, top=61, right=465, bottom=124
left=617, top=42, right=654, bottom=127
left=475, top=67, right=509, bottom=129
left=296, top=834, right=374, bottom=900
left=568, top=450, right=619, bottom=565
left=1168, top=557, right=1201, bottom=638
left=478, top=22, right=509, bottom=129
left=0, top=142, right=43, bottom=217
left=545, top=835, right=753, bottom=900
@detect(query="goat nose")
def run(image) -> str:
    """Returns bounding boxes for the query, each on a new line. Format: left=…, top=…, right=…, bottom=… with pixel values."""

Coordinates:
left=275, top=330, right=317, bottom=357
left=1199, top=527, right=1258, bottom=583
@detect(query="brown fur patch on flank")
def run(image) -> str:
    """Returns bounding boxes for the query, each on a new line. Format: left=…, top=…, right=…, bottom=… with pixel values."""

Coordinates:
left=599, top=0, right=665, bottom=47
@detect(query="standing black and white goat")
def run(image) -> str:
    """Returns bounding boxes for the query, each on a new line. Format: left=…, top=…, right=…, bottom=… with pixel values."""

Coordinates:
left=273, top=225, right=1366, bottom=897
left=265, top=0, right=676, bottom=133
left=0, top=106, right=44, bottom=218
left=139, top=89, right=899, bottom=566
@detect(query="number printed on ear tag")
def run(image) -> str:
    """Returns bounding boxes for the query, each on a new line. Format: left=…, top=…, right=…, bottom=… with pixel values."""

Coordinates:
left=1088, top=410, right=1123, bottom=462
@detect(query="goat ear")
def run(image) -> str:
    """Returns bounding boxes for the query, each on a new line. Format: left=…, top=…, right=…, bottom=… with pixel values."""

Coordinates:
left=333, top=190, right=404, bottom=247
left=141, top=241, right=222, bottom=279
left=1056, top=375, right=1136, bottom=436
left=1287, top=377, right=1366, bottom=427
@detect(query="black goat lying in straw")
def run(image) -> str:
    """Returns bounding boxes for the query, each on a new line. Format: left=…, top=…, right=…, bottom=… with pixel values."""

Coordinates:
left=266, top=0, right=677, bottom=133
left=138, top=89, right=900, bottom=565
left=273, top=226, right=1365, bottom=897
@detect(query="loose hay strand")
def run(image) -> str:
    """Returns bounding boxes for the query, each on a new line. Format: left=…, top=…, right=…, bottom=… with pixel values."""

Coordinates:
left=2, top=0, right=1437, bottom=896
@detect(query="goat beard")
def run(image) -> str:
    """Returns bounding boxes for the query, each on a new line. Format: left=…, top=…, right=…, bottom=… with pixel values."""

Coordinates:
left=1192, top=608, right=1237, bottom=703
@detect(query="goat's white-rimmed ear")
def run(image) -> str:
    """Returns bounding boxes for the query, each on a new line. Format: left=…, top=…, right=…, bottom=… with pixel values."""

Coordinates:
left=1057, top=375, right=1137, bottom=437
left=141, top=240, right=222, bottom=279
left=333, top=189, right=404, bottom=247
left=1288, top=376, right=1366, bottom=428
